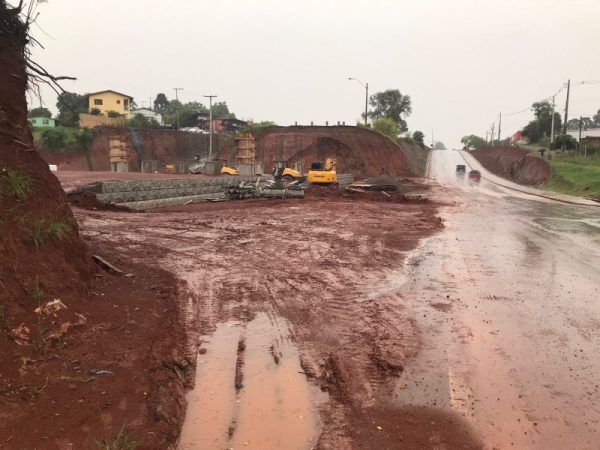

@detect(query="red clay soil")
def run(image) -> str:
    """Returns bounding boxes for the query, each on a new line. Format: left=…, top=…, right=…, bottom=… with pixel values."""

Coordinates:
left=1, top=4, right=188, bottom=448
left=41, top=129, right=228, bottom=172
left=470, top=146, right=551, bottom=186
left=220, top=126, right=429, bottom=178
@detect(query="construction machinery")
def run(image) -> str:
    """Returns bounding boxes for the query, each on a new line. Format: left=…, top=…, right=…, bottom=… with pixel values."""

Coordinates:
left=220, top=160, right=239, bottom=176
left=307, top=158, right=337, bottom=184
left=273, top=161, right=305, bottom=182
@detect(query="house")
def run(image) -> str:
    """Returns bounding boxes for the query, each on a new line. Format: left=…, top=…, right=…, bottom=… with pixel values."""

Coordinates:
left=88, top=90, right=134, bottom=118
left=196, top=113, right=247, bottom=133
left=28, top=116, right=56, bottom=128
left=131, top=108, right=163, bottom=125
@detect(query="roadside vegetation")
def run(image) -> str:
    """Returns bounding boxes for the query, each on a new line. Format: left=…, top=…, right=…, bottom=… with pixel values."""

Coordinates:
left=545, top=153, right=600, bottom=199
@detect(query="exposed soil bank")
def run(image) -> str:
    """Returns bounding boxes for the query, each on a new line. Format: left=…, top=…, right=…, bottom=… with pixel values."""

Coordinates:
left=470, top=146, right=550, bottom=185
left=245, top=126, right=429, bottom=178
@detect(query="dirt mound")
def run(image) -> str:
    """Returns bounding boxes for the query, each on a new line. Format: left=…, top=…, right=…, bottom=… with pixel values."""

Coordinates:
left=218, top=126, right=429, bottom=178
left=470, top=146, right=550, bottom=186
left=0, top=3, right=92, bottom=318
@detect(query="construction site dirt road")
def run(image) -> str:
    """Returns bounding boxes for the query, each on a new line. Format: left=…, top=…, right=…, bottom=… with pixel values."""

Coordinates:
left=50, top=156, right=600, bottom=449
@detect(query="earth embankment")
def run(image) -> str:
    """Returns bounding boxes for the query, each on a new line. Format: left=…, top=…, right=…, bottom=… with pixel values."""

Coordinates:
left=469, top=146, right=550, bottom=186
left=250, top=126, right=429, bottom=178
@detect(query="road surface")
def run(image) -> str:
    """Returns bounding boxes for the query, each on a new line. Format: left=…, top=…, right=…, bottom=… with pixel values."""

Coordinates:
left=401, top=150, right=600, bottom=448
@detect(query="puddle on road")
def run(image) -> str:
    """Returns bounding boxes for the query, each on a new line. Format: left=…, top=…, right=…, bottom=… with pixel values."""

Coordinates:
left=179, top=312, right=324, bottom=450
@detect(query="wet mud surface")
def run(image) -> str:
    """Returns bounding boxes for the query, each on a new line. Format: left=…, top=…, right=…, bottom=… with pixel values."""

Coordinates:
left=70, top=191, right=471, bottom=448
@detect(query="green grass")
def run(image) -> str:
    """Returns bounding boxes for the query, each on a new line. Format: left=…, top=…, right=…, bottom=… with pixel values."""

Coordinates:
left=31, top=126, right=80, bottom=152
left=31, top=220, right=71, bottom=249
left=97, top=426, right=137, bottom=450
left=545, top=155, right=600, bottom=199
left=1, top=169, right=31, bottom=202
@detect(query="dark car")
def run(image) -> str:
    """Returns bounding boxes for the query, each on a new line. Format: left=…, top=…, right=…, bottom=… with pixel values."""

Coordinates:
left=468, top=169, right=481, bottom=180
left=456, top=164, right=466, bottom=173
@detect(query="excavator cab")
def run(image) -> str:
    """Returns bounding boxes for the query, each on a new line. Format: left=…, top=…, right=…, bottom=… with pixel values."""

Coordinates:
left=307, top=158, right=337, bottom=184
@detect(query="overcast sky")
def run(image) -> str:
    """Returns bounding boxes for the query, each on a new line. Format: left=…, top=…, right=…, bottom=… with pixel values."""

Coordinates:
left=25, top=0, right=600, bottom=148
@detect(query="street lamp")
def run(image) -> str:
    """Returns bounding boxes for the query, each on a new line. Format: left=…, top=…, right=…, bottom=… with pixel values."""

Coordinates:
left=348, top=77, right=369, bottom=126
left=203, top=94, right=217, bottom=161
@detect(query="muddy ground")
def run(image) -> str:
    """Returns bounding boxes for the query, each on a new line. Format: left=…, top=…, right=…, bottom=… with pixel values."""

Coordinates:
left=49, top=177, right=484, bottom=449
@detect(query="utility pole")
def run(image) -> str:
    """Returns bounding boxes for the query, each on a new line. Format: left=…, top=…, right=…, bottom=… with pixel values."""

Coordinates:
left=562, top=80, right=570, bottom=150
left=348, top=77, right=369, bottom=126
left=550, top=95, right=556, bottom=148
left=431, top=130, right=434, bottom=148
left=490, top=123, right=495, bottom=146
left=173, top=87, right=183, bottom=129
left=149, top=97, right=153, bottom=110
left=578, top=116, right=583, bottom=150
left=204, top=94, right=217, bottom=161
left=498, top=112, right=502, bottom=143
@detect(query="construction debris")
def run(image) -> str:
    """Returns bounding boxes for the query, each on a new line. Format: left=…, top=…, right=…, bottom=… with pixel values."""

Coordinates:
left=34, top=299, right=67, bottom=316
left=346, top=175, right=408, bottom=193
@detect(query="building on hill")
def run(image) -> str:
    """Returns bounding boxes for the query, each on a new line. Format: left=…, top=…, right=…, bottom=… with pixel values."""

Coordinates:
left=196, top=112, right=247, bottom=133
left=28, top=116, right=56, bottom=128
left=87, top=90, right=133, bottom=118
left=131, top=108, right=163, bottom=125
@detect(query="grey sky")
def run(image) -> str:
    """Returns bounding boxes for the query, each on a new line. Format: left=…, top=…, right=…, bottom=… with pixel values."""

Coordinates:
left=28, top=0, right=600, bottom=148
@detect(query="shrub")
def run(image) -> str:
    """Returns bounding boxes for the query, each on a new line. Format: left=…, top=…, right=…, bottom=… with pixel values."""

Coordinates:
left=31, top=220, right=71, bottom=249
left=372, top=118, right=398, bottom=141
left=40, top=127, right=67, bottom=150
left=107, top=110, right=123, bottom=118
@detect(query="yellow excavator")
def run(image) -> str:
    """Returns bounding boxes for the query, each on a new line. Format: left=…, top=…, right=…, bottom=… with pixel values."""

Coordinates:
left=307, top=158, right=337, bottom=184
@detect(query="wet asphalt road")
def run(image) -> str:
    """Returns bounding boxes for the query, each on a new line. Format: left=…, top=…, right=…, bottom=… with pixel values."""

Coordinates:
left=397, top=150, right=600, bottom=449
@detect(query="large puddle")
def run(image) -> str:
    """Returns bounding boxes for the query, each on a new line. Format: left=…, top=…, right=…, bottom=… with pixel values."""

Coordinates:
left=179, top=312, right=324, bottom=449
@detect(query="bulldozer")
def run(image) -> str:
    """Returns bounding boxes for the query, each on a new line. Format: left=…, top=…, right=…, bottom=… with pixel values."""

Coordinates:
left=273, top=161, right=305, bottom=182
left=219, top=159, right=239, bottom=175
left=307, top=158, right=337, bottom=184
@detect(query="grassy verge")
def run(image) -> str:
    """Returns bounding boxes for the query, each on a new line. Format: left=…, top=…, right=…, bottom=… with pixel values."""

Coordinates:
left=544, top=154, right=600, bottom=199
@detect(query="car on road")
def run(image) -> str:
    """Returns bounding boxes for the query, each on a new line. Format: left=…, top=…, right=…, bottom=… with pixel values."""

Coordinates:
left=468, top=169, right=481, bottom=180
left=456, top=164, right=466, bottom=174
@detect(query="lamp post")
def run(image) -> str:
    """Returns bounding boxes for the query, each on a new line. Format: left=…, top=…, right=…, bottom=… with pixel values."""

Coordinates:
left=348, top=77, right=368, bottom=126
left=203, top=94, right=217, bottom=161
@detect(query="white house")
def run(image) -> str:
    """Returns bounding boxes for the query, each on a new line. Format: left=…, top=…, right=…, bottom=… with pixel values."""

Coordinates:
left=131, top=108, right=163, bottom=125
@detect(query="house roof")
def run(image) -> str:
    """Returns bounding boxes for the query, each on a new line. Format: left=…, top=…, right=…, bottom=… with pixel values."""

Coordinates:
left=87, top=90, right=133, bottom=100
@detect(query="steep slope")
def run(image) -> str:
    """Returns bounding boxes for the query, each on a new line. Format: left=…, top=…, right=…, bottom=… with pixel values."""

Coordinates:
left=470, top=146, right=550, bottom=186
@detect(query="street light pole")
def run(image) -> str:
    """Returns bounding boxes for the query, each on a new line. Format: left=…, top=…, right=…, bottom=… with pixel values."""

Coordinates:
left=173, top=87, right=183, bottom=129
left=348, top=77, right=369, bottom=126
left=204, top=94, right=217, bottom=161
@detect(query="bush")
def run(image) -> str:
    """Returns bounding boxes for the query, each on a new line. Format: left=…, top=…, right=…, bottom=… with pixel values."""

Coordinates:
left=107, top=110, right=123, bottom=118
left=551, top=134, right=578, bottom=150
left=90, top=108, right=102, bottom=116
left=372, top=118, right=398, bottom=141
left=40, top=127, right=67, bottom=150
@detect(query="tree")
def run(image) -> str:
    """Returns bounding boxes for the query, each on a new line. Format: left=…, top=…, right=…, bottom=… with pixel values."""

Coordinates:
left=56, top=92, right=88, bottom=127
left=89, top=108, right=101, bottom=116
left=372, top=118, right=398, bottom=140
left=593, top=109, right=600, bottom=127
left=127, top=113, right=160, bottom=129
left=551, top=134, right=577, bottom=150
left=567, top=117, right=594, bottom=130
left=154, top=93, right=169, bottom=114
left=461, top=135, right=488, bottom=149
left=211, top=101, right=234, bottom=119
left=433, top=141, right=446, bottom=150
left=412, top=130, right=425, bottom=146
left=28, top=107, right=51, bottom=118
left=366, top=89, right=412, bottom=132
left=521, top=100, right=562, bottom=143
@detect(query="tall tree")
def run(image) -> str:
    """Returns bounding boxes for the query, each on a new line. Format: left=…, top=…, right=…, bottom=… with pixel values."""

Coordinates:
left=433, top=141, right=446, bottom=150
left=56, top=92, right=88, bottom=127
left=211, top=101, right=234, bottom=119
left=521, top=100, right=562, bottom=143
left=154, top=93, right=169, bottom=113
left=28, top=107, right=52, bottom=118
left=366, top=89, right=412, bottom=132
